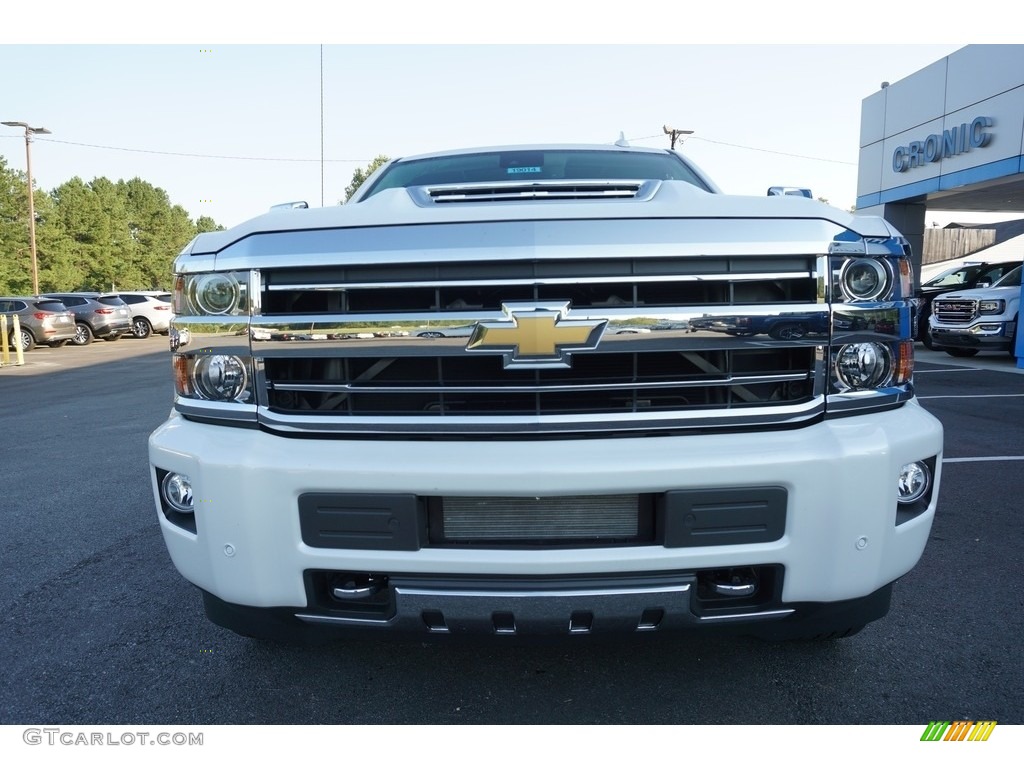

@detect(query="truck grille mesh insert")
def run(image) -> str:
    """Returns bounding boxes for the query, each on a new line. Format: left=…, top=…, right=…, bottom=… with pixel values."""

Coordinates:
left=441, top=495, right=640, bottom=541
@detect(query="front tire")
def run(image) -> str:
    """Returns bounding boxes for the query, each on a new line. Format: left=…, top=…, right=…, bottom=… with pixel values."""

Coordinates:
left=72, top=323, right=92, bottom=346
left=132, top=317, right=152, bottom=339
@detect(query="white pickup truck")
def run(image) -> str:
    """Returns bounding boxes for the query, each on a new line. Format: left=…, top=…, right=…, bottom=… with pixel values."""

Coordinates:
left=148, top=144, right=943, bottom=642
left=928, top=264, right=1021, bottom=357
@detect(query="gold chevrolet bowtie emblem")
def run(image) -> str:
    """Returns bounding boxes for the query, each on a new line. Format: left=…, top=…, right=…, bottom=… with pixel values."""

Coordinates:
left=467, top=302, right=607, bottom=369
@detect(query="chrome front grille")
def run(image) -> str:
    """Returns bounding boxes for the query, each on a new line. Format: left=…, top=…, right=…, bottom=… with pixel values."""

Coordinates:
left=933, top=298, right=977, bottom=323
left=217, top=218, right=842, bottom=436
left=252, top=265, right=826, bottom=434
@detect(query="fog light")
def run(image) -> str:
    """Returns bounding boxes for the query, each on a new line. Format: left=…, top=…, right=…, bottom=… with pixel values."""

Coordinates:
left=192, top=355, right=248, bottom=401
left=162, top=472, right=194, bottom=514
left=897, top=462, right=931, bottom=504
left=836, top=342, right=891, bottom=389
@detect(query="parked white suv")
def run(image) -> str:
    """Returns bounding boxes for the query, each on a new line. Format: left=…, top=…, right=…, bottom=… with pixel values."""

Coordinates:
left=118, top=292, right=173, bottom=339
left=929, top=265, right=1021, bottom=357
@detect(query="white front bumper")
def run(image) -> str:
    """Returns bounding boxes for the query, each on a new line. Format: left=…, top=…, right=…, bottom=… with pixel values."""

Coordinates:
left=149, top=401, right=943, bottom=610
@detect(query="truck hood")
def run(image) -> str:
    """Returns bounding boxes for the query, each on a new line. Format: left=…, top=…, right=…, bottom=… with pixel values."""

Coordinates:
left=936, top=285, right=1021, bottom=300
left=186, top=180, right=899, bottom=257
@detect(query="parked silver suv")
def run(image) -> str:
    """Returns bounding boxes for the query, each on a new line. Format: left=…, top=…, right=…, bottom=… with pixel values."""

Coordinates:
left=117, top=291, right=173, bottom=338
left=0, top=296, right=77, bottom=351
left=43, top=292, right=133, bottom=345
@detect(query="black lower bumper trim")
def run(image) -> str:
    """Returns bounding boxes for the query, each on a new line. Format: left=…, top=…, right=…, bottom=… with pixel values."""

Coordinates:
left=199, top=576, right=894, bottom=644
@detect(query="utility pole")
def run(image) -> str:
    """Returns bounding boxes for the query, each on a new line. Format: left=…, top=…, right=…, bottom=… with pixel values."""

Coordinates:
left=663, top=124, right=694, bottom=150
left=3, top=121, right=52, bottom=295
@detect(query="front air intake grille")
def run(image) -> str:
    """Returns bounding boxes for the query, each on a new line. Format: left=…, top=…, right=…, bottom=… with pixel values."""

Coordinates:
left=438, top=495, right=645, bottom=543
left=933, top=299, right=978, bottom=323
left=247, top=244, right=829, bottom=436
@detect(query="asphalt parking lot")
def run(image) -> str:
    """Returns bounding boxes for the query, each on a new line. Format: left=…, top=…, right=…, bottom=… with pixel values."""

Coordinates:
left=1, top=338, right=1021, bottom=726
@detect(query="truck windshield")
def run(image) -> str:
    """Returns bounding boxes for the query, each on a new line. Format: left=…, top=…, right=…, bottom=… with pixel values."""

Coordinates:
left=360, top=149, right=713, bottom=199
left=993, top=265, right=1021, bottom=287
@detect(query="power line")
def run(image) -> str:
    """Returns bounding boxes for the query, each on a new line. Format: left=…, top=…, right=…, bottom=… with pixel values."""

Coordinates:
left=2, top=131, right=855, bottom=168
left=1, top=135, right=366, bottom=164
left=688, top=136, right=856, bottom=166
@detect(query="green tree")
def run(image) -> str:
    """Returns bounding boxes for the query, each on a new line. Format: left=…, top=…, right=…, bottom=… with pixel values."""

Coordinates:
left=0, top=155, right=32, bottom=294
left=2, top=154, right=224, bottom=294
left=343, top=155, right=390, bottom=202
left=195, top=215, right=224, bottom=234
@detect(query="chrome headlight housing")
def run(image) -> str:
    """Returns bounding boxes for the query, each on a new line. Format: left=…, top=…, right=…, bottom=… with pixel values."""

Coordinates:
left=175, top=271, right=252, bottom=316
left=838, top=258, right=892, bottom=302
left=174, top=353, right=254, bottom=403
left=834, top=342, right=892, bottom=390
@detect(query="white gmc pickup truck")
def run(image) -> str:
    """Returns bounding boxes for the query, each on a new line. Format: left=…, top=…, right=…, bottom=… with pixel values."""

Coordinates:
left=148, top=144, right=943, bottom=642
left=928, top=264, right=1021, bottom=358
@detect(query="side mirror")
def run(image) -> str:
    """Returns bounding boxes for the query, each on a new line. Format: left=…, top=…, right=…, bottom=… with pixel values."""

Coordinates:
left=975, top=280, right=992, bottom=288
left=767, top=186, right=813, bottom=198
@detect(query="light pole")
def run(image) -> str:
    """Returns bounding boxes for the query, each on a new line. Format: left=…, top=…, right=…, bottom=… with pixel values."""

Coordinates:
left=3, top=121, right=51, bottom=295
left=663, top=124, right=694, bottom=150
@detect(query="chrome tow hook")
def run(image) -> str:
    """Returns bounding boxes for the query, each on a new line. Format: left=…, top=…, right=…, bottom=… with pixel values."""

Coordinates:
left=331, top=574, right=386, bottom=601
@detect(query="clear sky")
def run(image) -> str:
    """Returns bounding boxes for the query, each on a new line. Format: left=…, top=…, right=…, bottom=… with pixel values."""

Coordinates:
left=0, top=7, right=1001, bottom=230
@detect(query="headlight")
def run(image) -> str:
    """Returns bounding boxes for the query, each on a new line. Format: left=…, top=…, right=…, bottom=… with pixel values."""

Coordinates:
left=835, top=342, right=892, bottom=390
left=840, top=259, right=891, bottom=301
left=175, top=271, right=251, bottom=316
left=979, top=299, right=1005, bottom=315
left=191, top=354, right=249, bottom=401
left=192, top=273, right=241, bottom=315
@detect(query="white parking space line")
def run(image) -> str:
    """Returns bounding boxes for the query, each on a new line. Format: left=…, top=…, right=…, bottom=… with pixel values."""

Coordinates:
left=918, top=394, right=1024, bottom=400
left=943, top=456, right=1024, bottom=463
left=913, top=368, right=981, bottom=373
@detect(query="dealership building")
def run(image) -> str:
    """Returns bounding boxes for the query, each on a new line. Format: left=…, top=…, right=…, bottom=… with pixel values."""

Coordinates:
left=855, top=44, right=1024, bottom=365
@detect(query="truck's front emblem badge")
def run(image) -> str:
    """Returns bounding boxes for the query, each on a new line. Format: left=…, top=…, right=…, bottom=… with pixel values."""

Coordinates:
left=467, top=302, right=607, bottom=369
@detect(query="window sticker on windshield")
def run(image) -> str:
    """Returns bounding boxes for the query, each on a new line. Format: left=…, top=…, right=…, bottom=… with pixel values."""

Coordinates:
left=507, top=166, right=542, bottom=175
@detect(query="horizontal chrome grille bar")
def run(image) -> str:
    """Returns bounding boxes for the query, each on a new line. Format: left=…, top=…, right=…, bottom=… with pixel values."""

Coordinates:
left=268, top=372, right=811, bottom=395
left=257, top=399, right=824, bottom=435
left=265, top=271, right=812, bottom=292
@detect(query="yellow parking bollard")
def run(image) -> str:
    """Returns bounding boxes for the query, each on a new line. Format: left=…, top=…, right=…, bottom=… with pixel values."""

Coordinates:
left=13, top=314, right=24, bottom=366
left=0, top=315, right=26, bottom=367
left=0, top=315, right=9, bottom=367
